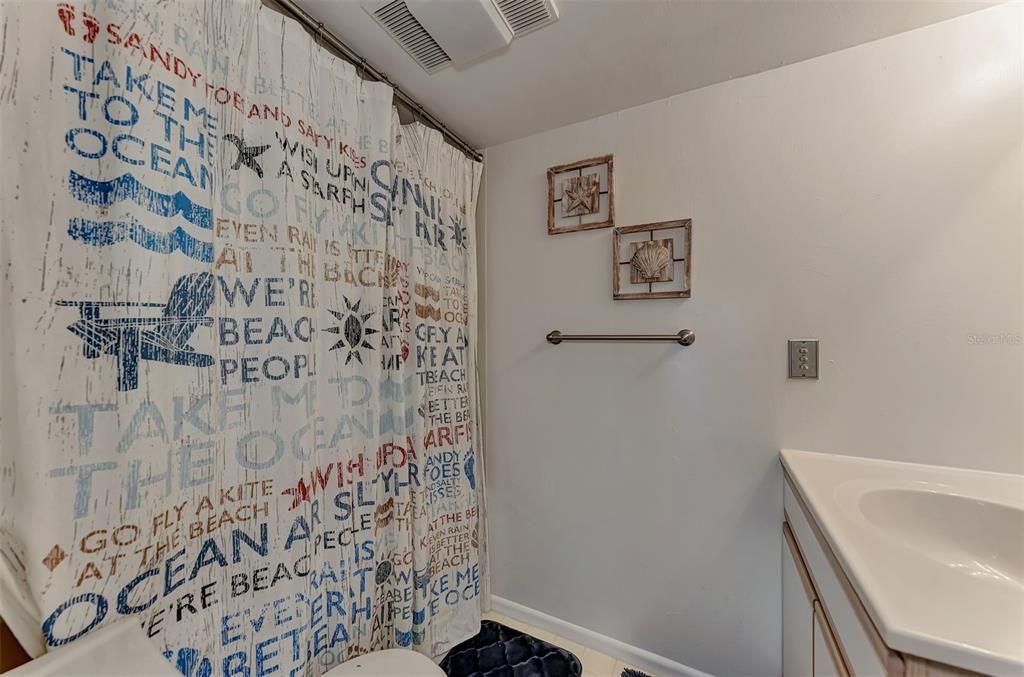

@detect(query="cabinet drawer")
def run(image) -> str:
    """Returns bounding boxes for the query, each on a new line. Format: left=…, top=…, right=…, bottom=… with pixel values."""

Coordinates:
left=784, top=474, right=902, bottom=676
left=783, top=524, right=815, bottom=677
left=814, top=600, right=850, bottom=677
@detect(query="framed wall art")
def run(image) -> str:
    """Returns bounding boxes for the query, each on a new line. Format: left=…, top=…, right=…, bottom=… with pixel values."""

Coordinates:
left=547, top=155, right=614, bottom=234
left=612, top=219, right=692, bottom=300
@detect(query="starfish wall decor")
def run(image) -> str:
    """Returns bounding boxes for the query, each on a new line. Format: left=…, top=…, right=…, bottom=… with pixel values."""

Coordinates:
left=561, top=173, right=600, bottom=216
left=546, top=155, right=615, bottom=234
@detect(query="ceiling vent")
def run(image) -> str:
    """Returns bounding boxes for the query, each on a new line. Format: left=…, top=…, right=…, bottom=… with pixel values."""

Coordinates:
left=493, top=0, right=559, bottom=37
left=367, top=0, right=452, bottom=74
left=364, top=0, right=558, bottom=74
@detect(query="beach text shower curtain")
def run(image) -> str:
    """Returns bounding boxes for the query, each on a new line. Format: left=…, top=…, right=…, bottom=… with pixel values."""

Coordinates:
left=0, top=1, right=484, bottom=673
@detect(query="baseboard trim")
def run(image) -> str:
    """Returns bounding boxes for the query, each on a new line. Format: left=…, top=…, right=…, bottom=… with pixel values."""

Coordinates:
left=489, top=596, right=713, bottom=677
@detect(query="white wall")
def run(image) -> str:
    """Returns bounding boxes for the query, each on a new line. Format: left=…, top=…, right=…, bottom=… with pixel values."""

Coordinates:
left=482, top=5, right=1023, bottom=675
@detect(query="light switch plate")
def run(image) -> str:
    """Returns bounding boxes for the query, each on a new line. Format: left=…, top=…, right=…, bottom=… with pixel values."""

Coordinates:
left=788, top=339, right=819, bottom=378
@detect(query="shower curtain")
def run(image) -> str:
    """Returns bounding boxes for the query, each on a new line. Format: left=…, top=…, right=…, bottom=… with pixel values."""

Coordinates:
left=0, top=1, right=484, bottom=674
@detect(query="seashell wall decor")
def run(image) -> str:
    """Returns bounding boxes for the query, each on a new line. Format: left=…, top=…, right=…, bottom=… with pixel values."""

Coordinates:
left=613, top=219, right=692, bottom=299
left=630, top=239, right=674, bottom=283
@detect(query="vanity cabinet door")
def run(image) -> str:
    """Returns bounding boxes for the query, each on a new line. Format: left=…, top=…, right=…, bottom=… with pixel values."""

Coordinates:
left=783, top=526, right=814, bottom=677
left=813, top=601, right=850, bottom=677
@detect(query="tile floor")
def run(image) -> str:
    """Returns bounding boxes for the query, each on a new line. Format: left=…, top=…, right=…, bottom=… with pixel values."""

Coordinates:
left=481, top=610, right=650, bottom=677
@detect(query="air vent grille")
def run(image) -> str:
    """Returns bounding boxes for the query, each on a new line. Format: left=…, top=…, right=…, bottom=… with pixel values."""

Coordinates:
left=371, top=0, right=452, bottom=73
left=494, top=0, right=559, bottom=36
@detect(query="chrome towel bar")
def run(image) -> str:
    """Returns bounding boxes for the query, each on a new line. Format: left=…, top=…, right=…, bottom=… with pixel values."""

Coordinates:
left=546, top=330, right=695, bottom=346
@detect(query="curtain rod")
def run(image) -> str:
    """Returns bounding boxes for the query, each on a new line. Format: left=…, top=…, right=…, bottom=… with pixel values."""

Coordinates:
left=271, top=0, right=484, bottom=163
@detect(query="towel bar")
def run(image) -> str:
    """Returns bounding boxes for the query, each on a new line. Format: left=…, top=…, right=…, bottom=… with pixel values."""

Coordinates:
left=546, top=330, right=695, bottom=346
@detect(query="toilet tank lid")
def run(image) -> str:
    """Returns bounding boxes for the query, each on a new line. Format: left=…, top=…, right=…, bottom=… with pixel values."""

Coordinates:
left=326, top=649, right=446, bottom=676
left=4, top=620, right=178, bottom=677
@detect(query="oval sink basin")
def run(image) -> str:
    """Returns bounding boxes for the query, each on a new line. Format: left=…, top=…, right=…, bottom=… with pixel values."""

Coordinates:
left=859, top=488, right=1024, bottom=586
left=784, top=449, right=1024, bottom=674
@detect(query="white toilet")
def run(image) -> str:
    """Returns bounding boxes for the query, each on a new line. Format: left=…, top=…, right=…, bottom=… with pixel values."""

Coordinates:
left=328, top=649, right=446, bottom=676
left=6, top=620, right=445, bottom=677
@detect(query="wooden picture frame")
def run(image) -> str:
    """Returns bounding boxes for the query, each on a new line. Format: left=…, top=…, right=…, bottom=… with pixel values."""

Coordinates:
left=547, top=155, right=615, bottom=234
left=613, top=219, right=692, bottom=300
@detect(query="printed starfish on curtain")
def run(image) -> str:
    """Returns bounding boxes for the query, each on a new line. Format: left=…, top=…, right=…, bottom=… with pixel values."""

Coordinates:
left=448, top=216, right=468, bottom=249
left=224, top=133, right=271, bottom=178
left=324, top=297, right=378, bottom=364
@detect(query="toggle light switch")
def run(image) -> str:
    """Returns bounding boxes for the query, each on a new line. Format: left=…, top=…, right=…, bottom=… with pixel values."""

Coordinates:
left=788, top=339, right=819, bottom=379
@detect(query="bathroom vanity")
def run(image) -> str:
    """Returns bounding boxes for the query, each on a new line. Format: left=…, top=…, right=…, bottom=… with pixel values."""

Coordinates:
left=781, top=450, right=1023, bottom=677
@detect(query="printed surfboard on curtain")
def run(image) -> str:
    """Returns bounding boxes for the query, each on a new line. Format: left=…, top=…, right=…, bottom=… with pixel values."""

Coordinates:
left=0, top=0, right=483, bottom=675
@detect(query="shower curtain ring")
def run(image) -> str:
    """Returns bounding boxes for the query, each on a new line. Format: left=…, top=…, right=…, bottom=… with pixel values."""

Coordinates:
left=315, top=22, right=324, bottom=47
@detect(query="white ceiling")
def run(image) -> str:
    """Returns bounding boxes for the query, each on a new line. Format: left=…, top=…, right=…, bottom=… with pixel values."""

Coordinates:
left=301, top=0, right=999, bottom=149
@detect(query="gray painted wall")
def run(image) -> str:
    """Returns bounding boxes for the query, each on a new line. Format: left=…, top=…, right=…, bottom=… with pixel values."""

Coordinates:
left=481, top=6, right=1023, bottom=674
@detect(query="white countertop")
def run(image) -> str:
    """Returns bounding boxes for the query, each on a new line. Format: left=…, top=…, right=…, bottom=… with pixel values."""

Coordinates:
left=781, top=449, right=1024, bottom=676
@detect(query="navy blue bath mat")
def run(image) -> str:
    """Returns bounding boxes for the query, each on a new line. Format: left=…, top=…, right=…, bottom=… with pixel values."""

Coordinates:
left=442, top=620, right=582, bottom=677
